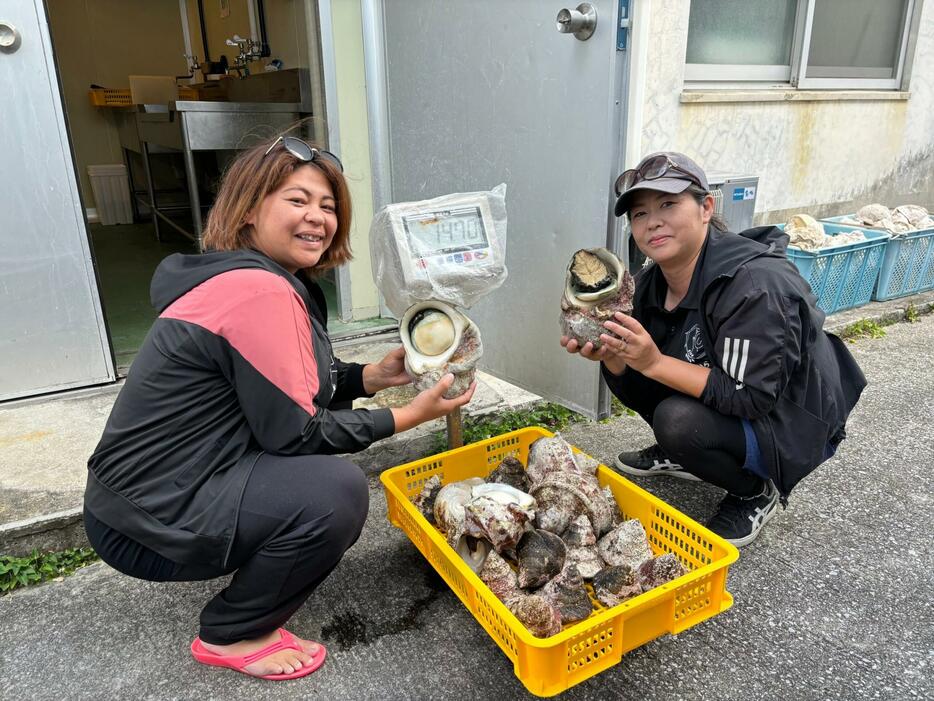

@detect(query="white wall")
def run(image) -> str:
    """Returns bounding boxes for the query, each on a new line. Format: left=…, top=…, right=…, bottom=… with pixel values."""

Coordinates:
left=640, top=0, right=934, bottom=223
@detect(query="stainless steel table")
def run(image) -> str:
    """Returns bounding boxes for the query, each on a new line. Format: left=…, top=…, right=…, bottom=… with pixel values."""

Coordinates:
left=136, top=101, right=308, bottom=249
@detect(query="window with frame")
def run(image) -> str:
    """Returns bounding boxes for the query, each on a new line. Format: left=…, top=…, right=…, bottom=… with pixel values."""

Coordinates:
left=684, top=0, right=918, bottom=90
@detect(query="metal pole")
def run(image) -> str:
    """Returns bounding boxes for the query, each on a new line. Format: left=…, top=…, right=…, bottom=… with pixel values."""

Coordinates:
left=179, top=113, right=204, bottom=251
left=140, top=141, right=161, bottom=241
left=446, top=407, right=464, bottom=450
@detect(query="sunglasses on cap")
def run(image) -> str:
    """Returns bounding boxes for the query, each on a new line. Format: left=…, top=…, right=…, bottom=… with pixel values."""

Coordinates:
left=263, top=136, right=344, bottom=172
left=614, top=154, right=702, bottom=197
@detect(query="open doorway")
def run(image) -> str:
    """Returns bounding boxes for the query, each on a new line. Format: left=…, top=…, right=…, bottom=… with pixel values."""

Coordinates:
left=45, top=0, right=357, bottom=372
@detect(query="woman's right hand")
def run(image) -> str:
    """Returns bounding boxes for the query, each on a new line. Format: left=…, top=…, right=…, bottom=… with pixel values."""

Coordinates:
left=560, top=335, right=627, bottom=376
left=390, top=374, right=477, bottom=433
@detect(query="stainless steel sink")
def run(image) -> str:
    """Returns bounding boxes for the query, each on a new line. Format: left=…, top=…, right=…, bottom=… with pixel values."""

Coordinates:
left=134, top=97, right=310, bottom=246
left=138, top=100, right=306, bottom=151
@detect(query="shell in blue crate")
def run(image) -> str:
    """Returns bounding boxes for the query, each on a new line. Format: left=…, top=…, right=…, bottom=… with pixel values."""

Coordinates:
left=837, top=203, right=934, bottom=237
left=785, top=213, right=866, bottom=251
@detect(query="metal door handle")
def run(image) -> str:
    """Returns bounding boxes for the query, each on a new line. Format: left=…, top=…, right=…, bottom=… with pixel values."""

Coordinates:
left=556, top=3, right=597, bottom=41
left=0, top=22, right=22, bottom=53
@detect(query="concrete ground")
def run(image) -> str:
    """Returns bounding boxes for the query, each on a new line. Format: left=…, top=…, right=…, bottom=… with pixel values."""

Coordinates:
left=1, top=295, right=933, bottom=699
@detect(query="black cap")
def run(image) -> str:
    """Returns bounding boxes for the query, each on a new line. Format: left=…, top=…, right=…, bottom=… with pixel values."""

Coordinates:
left=614, top=151, right=709, bottom=217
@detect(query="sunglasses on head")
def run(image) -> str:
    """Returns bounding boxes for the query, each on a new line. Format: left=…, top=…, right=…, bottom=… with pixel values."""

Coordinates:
left=614, top=154, right=701, bottom=197
left=263, top=136, right=344, bottom=172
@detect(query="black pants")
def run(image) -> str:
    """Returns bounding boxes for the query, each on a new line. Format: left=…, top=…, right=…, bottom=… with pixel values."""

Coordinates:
left=84, top=453, right=369, bottom=644
left=649, top=395, right=765, bottom=498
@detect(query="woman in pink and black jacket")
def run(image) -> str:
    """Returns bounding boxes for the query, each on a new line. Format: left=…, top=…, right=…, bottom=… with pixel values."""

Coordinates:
left=85, top=136, right=474, bottom=681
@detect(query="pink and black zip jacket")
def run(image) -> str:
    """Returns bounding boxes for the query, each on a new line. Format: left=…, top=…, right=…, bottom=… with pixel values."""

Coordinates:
left=85, top=250, right=394, bottom=568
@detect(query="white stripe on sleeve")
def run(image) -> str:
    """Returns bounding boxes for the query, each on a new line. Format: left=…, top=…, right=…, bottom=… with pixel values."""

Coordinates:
left=736, top=339, right=750, bottom=385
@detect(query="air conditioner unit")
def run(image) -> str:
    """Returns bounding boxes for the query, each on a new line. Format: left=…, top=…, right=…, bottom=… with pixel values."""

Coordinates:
left=706, top=171, right=760, bottom=233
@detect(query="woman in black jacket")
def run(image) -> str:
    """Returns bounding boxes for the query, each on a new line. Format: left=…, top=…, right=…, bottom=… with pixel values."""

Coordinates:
left=561, top=151, right=865, bottom=547
left=85, top=136, right=475, bottom=680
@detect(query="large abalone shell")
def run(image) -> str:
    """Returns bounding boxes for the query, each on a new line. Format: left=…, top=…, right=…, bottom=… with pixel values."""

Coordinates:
left=400, top=300, right=482, bottom=399
left=464, top=483, right=535, bottom=553
left=479, top=550, right=521, bottom=606
left=526, top=434, right=585, bottom=485
left=487, top=455, right=530, bottom=492
left=531, top=470, right=614, bottom=538
left=516, top=528, right=567, bottom=589
left=597, top=519, right=654, bottom=571
left=509, top=595, right=563, bottom=638
left=433, top=477, right=485, bottom=547
left=592, top=565, right=642, bottom=608
left=538, top=563, right=593, bottom=624
left=561, top=514, right=603, bottom=580
left=559, top=248, right=635, bottom=349
left=638, top=553, right=687, bottom=592
left=412, top=475, right=442, bottom=525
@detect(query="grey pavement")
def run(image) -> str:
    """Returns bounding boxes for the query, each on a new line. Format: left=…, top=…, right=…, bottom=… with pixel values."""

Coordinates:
left=1, top=295, right=933, bottom=699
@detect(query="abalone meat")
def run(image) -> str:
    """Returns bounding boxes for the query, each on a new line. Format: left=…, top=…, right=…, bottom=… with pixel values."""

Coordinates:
left=400, top=300, right=482, bottom=399
left=559, top=248, right=635, bottom=349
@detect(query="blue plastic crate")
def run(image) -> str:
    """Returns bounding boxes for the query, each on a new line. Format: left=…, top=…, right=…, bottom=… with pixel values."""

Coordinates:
left=777, top=222, right=889, bottom=314
left=822, top=215, right=934, bottom=301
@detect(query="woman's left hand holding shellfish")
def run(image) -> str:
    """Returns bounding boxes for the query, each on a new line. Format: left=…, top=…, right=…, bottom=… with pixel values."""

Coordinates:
left=363, top=346, right=413, bottom=393
left=600, top=313, right=662, bottom=375
left=390, top=374, right=477, bottom=432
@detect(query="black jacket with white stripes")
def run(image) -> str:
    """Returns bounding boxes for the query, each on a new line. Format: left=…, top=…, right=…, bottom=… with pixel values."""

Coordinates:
left=603, top=225, right=866, bottom=498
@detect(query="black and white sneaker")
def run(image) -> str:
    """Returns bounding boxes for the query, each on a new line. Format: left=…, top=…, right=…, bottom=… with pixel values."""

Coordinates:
left=613, top=444, right=700, bottom=481
left=706, top=481, right=779, bottom=547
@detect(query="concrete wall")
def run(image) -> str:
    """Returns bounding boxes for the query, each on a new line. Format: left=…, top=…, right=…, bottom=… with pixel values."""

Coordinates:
left=640, top=0, right=934, bottom=224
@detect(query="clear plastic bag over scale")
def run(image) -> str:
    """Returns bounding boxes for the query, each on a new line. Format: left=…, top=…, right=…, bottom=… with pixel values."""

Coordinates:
left=369, top=184, right=508, bottom=316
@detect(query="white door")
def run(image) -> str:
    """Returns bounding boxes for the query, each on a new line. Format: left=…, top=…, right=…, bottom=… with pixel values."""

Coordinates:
left=0, top=0, right=114, bottom=400
left=367, top=0, right=629, bottom=418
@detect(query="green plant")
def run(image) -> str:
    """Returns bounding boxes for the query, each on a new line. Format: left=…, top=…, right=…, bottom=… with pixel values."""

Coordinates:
left=431, top=402, right=586, bottom=452
left=0, top=547, right=99, bottom=594
left=839, top=319, right=887, bottom=343
left=904, top=304, right=920, bottom=323
left=610, top=397, right=637, bottom=418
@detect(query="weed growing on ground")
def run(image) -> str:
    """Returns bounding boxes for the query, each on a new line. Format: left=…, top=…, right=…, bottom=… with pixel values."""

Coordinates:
left=0, top=547, right=99, bottom=594
left=904, top=304, right=920, bottom=323
left=610, top=397, right=637, bottom=418
left=431, top=397, right=641, bottom=452
left=432, top=402, right=586, bottom=452
left=839, top=319, right=887, bottom=343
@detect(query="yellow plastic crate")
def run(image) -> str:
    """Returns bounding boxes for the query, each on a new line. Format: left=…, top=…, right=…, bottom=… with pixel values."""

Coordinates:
left=380, top=427, right=739, bottom=697
left=88, top=88, right=132, bottom=107
left=177, top=86, right=199, bottom=101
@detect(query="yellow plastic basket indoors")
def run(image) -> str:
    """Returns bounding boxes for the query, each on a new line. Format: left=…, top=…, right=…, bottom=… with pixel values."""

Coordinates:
left=380, top=426, right=739, bottom=697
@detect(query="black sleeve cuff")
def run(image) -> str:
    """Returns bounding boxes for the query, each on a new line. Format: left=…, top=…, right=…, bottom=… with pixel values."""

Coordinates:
left=369, top=407, right=395, bottom=439
left=333, top=362, right=375, bottom=403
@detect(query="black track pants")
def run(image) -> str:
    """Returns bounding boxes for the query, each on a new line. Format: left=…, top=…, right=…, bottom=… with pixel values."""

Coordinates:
left=651, top=395, right=765, bottom=498
left=84, top=452, right=369, bottom=644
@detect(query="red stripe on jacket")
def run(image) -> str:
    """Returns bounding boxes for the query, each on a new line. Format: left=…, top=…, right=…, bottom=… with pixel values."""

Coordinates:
left=161, top=269, right=319, bottom=415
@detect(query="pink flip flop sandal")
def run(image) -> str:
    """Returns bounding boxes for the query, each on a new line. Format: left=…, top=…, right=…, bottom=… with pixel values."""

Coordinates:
left=190, top=628, right=327, bottom=681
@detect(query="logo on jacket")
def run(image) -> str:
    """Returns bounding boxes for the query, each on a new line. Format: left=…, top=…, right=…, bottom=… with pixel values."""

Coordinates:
left=684, top=324, right=706, bottom=364
left=723, top=336, right=751, bottom=390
